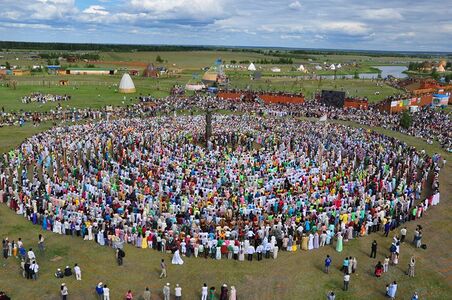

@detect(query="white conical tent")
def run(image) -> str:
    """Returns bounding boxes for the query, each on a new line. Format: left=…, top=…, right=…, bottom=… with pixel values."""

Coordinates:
left=119, top=73, right=136, bottom=93
left=248, top=63, right=256, bottom=71
left=329, top=64, right=336, bottom=70
left=297, top=64, right=305, bottom=71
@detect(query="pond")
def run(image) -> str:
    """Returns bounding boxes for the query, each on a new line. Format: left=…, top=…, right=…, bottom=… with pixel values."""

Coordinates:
left=318, top=66, right=408, bottom=80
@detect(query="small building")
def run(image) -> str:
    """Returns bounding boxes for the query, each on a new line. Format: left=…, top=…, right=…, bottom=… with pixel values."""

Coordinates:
left=13, top=69, right=31, bottom=76
left=47, top=65, right=61, bottom=74
left=65, top=68, right=116, bottom=75
left=143, top=64, right=159, bottom=78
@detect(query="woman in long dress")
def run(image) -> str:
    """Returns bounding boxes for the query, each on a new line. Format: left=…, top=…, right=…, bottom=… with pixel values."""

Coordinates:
left=336, top=232, right=343, bottom=252
left=97, top=230, right=105, bottom=246
left=313, top=232, right=319, bottom=249
left=407, top=256, right=415, bottom=277
left=172, top=249, right=184, bottom=265
left=301, top=235, right=308, bottom=250
left=229, top=286, right=236, bottom=300
left=308, top=233, right=314, bottom=250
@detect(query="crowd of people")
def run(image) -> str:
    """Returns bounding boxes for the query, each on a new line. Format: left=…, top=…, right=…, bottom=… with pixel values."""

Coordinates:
left=21, top=93, right=71, bottom=104
left=0, top=112, right=443, bottom=266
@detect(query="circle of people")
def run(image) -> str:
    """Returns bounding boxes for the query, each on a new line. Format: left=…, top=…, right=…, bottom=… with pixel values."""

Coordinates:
left=0, top=113, right=442, bottom=265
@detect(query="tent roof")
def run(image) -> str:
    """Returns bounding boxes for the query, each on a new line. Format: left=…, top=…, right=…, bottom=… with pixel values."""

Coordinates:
left=119, top=73, right=135, bottom=90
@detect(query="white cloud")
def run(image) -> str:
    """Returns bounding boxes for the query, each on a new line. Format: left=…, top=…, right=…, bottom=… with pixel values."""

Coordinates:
left=289, top=1, right=302, bottom=10
left=281, top=34, right=302, bottom=39
left=318, top=21, right=369, bottom=35
left=362, top=8, right=403, bottom=20
left=83, top=5, right=109, bottom=16
left=130, top=0, right=226, bottom=20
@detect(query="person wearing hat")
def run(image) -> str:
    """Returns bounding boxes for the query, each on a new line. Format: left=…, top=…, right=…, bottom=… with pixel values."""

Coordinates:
left=174, top=283, right=182, bottom=300
left=95, top=282, right=104, bottom=300
left=220, top=284, right=228, bottom=300
left=55, top=268, right=64, bottom=278
left=60, top=283, right=68, bottom=300
left=163, top=283, right=170, bottom=300
left=64, top=266, right=72, bottom=277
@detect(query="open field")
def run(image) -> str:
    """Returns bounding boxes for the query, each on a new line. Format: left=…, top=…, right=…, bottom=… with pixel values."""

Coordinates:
left=0, top=74, right=400, bottom=112
left=2, top=49, right=444, bottom=76
left=0, top=116, right=451, bottom=300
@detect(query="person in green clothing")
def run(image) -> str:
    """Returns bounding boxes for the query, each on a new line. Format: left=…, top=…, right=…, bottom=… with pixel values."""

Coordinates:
left=209, top=286, right=217, bottom=300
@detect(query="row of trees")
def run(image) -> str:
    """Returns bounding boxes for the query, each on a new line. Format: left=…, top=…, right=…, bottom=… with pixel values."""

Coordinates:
left=39, top=52, right=100, bottom=61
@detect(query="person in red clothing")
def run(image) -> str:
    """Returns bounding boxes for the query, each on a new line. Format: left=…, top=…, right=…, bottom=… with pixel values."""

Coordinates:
left=375, top=261, right=384, bottom=277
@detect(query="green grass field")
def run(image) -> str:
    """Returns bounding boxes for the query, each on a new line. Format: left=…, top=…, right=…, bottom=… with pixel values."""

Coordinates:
left=0, top=116, right=451, bottom=300
left=0, top=74, right=400, bottom=112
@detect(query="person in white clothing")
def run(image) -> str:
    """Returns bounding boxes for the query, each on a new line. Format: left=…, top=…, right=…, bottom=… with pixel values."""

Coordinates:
left=103, top=284, right=110, bottom=300
left=27, top=248, right=36, bottom=261
left=175, top=283, right=182, bottom=300
left=74, top=263, right=81, bottom=280
left=247, top=245, right=255, bottom=261
left=201, top=283, right=208, bottom=300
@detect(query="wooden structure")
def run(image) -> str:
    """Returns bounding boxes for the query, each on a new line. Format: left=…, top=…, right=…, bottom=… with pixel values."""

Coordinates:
left=343, top=98, right=369, bottom=110
left=217, top=90, right=305, bottom=104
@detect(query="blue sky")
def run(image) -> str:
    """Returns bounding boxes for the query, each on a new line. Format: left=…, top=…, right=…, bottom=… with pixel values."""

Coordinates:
left=0, top=0, right=451, bottom=51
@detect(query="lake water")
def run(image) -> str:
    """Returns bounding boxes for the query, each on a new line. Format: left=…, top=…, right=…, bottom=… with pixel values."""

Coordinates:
left=298, top=66, right=409, bottom=80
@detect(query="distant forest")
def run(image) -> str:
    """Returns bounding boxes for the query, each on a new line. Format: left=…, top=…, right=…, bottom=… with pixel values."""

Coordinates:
left=0, top=41, right=450, bottom=58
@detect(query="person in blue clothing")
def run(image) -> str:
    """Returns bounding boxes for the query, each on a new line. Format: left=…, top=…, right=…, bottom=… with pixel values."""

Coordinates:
left=95, top=282, right=104, bottom=300
left=324, top=255, right=332, bottom=273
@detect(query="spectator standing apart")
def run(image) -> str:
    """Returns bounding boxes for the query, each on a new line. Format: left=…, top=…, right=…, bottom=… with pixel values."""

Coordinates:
left=125, top=290, right=133, bottom=300
left=383, top=256, right=390, bottom=273
left=407, top=256, right=416, bottom=277
left=351, top=257, right=357, bottom=274
left=160, top=259, right=167, bottom=278
left=209, top=287, right=216, bottom=300
left=324, top=255, right=332, bottom=273
left=175, top=284, right=182, bottom=300
left=27, top=248, right=36, bottom=261
left=370, top=240, right=377, bottom=258
left=400, top=227, right=407, bottom=243
left=220, top=284, right=228, bottom=300
left=74, top=264, right=81, bottom=280
left=116, top=248, right=124, bottom=266
left=416, top=230, right=423, bottom=248
left=143, top=287, right=151, bottom=300
left=95, top=282, right=104, bottom=300
left=61, top=283, right=68, bottom=300
left=103, top=284, right=110, bottom=300
left=163, top=283, right=170, bottom=300
left=387, top=281, right=397, bottom=299
left=0, top=291, right=11, bottom=300
left=24, top=260, right=31, bottom=279
left=2, top=239, right=8, bottom=260
left=327, top=291, right=336, bottom=300
left=229, top=286, right=236, bottom=300
left=38, top=234, right=45, bottom=252
left=343, top=273, right=350, bottom=291
left=30, top=261, right=39, bottom=280
left=201, top=283, right=208, bottom=300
